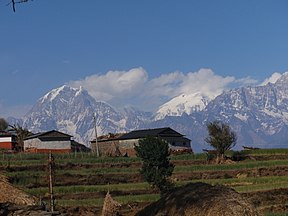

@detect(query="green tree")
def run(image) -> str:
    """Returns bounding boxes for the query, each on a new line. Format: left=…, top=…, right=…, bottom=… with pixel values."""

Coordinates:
left=0, top=118, right=9, bottom=131
left=205, top=121, right=237, bottom=163
left=9, top=124, right=33, bottom=151
left=134, top=136, right=174, bottom=194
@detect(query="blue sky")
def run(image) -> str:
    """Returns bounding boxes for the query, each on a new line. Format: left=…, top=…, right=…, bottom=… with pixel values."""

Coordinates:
left=1, top=0, right=288, bottom=117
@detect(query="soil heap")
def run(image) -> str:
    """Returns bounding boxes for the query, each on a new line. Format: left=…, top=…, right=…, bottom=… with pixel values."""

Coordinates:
left=136, top=182, right=260, bottom=216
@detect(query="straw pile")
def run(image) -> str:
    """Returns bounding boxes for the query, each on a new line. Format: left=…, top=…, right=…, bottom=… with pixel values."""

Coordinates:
left=0, top=174, right=36, bottom=205
left=101, top=191, right=121, bottom=216
left=136, top=182, right=260, bottom=216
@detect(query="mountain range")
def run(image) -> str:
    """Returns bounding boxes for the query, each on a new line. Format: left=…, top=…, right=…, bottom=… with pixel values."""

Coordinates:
left=9, top=73, right=288, bottom=152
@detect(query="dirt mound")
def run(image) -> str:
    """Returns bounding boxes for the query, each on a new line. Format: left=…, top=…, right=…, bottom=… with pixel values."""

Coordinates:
left=136, top=182, right=260, bottom=216
left=0, top=174, right=37, bottom=205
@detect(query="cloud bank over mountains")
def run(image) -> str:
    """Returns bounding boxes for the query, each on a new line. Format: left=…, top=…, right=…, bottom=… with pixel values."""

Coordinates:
left=260, top=72, right=283, bottom=86
left=69, top=67, right=261, bottom=112
left=1, top=68, right=286, bottom=118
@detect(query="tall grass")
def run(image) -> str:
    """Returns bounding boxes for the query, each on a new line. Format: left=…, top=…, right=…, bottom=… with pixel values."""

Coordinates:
left=171, top=153, right=206, bottom=161
left=56, top=194, right=160, bottom=207
left=244, top=148, right=288, bottom=155
left=179, top=175, right=288, bottom=187
left=175, top=160, right=288, bottom=172
left=26, top=175, right=288, bottom=197
left=26, top=182, right=151, bottom=196
left=0, top=152, right=141, bottom=166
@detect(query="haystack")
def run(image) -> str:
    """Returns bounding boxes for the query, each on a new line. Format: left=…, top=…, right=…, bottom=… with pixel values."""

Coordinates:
left=136, top=182, right=260, bottom=216
left=101, top=191, right=121, bottom=216
left=0, top=174, right=37, bottom=205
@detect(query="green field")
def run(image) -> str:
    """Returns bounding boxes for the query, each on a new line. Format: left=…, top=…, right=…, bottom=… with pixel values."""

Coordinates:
left=0, top=148, right=287, bottom=215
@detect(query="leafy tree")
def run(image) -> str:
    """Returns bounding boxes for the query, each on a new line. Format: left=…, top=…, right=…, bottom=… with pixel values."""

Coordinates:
left=0, top=118, right=9, bottom=131
left=135, top=136, right=174, bottom=194
left=205, top=121, right=237, bottom=163
left=9, top=124, right=33, bottom=151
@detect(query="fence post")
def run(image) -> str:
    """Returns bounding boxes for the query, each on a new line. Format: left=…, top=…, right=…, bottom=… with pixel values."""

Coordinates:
left=48, top=152, right=55, bottom=212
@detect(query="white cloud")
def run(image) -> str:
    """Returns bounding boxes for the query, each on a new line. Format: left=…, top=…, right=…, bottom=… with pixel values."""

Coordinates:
left=235, top=76, right=258, bottom=86
left=69, top=67, right=148, bottom=102
left=260, top=72, right=282, bottom=86
left=146, top=69, right=236, bottom=100
left=69, top=67, right=241, bottom=111
left=70, top=68, right=288, bottom=112
left=1, top=68, right=285, bottom=117
left=178, top=69, right=235, bottom=99
left=147, top=71, right=184, bottom=97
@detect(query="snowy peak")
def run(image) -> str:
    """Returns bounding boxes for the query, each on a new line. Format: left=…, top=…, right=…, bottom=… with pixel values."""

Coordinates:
left=19, top=71, right=288, bottom=151
left=40, top=85, right=87, bottom=104
left=275, top=72, right=288, bottom=86
left=23, top=85, right=128, bottom=145
left=204, top=79, right=288, bottom=143
left=154, top=92, right=210, bottom=120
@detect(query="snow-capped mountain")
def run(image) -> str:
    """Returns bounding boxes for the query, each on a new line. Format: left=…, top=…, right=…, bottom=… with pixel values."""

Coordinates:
left=205, top=73, right=288, bottom=147
left=150, top=72, right=288, bottom=151
left=154, top=92, right=210, bottom=120
left=22, top=85, right=128, bottom=145
left=121, top=107, right=152, bottom=129
left=18, top=72, right=288, bottom=152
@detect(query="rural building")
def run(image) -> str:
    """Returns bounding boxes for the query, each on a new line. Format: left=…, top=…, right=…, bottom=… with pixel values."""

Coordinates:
left=0, top=131, right=17, bottom=151
left=24, top=130, right=73, bottom=153
left=71, top=140, right=91, bottom=152
left=91, top=127, right=192, bottom=156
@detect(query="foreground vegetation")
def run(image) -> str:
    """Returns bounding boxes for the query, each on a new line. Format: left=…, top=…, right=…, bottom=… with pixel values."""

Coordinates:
left=0, top=148, right=287, bottom=215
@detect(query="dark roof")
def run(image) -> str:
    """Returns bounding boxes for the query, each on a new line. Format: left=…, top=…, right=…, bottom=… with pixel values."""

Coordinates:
left=24, top=130, right=72, bottom=140
left=0, top=131, right=16, bottom=137
left=71, top=140, right=91, bottom=152
left=119, top=127, right=184, bottom=140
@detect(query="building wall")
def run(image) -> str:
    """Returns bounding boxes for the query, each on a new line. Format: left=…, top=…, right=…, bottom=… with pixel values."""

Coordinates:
left=95, top=139, right=139, bottom=156
left=163, top=137, right=191, bottom=147
left=24, top=138, right=71, bottom=153
left=119, top=139, right=139, bottom=148
left=24, top=138, right=41, bottom=150
left=119, top=139, right=139, bottom=156
left=97, top=140, right=120, bottom=156
left=96, top=136, right=192, bottom=157
left=0, top=137, right=13, bottom=149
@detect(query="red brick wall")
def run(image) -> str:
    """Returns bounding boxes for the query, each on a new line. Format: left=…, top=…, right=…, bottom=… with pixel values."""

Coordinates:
left=25, top=148, right=71, bottom=153
left=0, top=142, right=13, bottom=150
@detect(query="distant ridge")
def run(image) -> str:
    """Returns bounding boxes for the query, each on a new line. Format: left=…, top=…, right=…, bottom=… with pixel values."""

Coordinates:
left=17, top=72, right=288, bottom=152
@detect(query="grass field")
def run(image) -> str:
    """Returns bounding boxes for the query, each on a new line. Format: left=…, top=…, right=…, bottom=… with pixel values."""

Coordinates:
left=1, top=148, right=287, bottom=215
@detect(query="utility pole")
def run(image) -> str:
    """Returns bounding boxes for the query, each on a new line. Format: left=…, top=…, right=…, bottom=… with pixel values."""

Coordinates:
left=93, top=113, right=100, bottom=157
left=48, top=152, right=55, bottom=212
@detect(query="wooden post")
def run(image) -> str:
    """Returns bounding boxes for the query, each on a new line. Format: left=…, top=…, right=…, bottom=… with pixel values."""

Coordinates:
left=48, top=152, right=55, bottom=212
left=93, top=113, right=100, bottom=157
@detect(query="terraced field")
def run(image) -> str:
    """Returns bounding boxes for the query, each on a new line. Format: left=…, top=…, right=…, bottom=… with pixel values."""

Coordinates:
left=0, top=149, right=287, bottom=215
